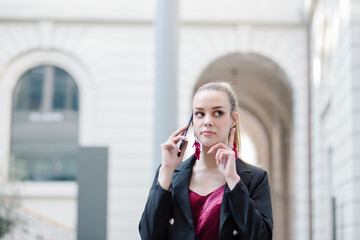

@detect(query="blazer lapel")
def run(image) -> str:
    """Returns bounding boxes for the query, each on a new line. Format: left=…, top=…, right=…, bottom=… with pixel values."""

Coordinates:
left=172, top=155, right=196, bottom=230
left=219, top=158, right=253, bottom=234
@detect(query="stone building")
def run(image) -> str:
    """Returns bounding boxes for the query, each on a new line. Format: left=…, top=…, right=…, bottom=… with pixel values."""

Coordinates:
left=0, top=0, right=358, bottom=239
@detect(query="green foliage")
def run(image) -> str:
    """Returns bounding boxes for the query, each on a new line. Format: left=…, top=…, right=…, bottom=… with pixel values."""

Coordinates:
left=0, top=213, right=13, bottom=238
left=0, top=156, right=20, bottom=238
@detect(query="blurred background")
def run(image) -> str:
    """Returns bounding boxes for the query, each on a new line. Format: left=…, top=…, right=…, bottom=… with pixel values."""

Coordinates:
left=0, top=0, right=359, bottom=239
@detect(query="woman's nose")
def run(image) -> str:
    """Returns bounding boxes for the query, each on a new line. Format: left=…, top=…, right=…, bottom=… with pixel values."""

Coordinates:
left=204, top=115, right=213, bottom=126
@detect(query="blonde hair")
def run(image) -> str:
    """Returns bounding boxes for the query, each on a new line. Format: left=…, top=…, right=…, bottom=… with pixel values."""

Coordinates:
left=194, top=82, right=241, bottom=154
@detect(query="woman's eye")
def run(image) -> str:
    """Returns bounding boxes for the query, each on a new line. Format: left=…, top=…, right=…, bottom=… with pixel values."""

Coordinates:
left=214, top=111, right=224, bottom=117
left=195, top=112, right=204, bottom=117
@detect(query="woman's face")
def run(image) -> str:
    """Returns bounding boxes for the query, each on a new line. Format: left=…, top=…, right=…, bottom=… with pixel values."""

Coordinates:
left=192, top=90, right=236, bottom=148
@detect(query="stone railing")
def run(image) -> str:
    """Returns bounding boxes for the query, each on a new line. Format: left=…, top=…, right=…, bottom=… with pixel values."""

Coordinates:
left=1, top=201, right=76, bottom=240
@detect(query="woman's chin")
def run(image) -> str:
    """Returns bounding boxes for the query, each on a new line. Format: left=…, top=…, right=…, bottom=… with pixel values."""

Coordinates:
left=199, top=139, right=218, bottom=148
left=199, top=138, right=228, bottom=149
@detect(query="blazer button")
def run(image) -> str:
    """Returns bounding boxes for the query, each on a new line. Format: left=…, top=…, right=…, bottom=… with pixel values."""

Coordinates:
left=233, top=229, right=238, bottom=236
left=169, top=218, right=175, bottom=225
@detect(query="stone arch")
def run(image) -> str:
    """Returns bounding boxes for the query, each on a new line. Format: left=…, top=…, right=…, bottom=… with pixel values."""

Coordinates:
left=193, top=52, right=293, bottom=240
left=0, top=49, right=95, bottom=181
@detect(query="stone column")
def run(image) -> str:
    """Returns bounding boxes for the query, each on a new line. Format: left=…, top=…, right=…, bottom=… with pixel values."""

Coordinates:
left=154, top=0, right=179, bottom=167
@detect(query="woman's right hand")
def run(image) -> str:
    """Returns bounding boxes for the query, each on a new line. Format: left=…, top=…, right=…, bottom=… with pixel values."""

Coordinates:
left=158, top=125, right=189, bottom=190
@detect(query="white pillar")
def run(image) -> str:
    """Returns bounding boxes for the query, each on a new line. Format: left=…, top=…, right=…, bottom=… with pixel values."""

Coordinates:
left=154, top=0, right=179, bottom=167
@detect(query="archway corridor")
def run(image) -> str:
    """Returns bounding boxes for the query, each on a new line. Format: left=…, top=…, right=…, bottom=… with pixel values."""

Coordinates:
left=193, top=52, right=293, bottom=240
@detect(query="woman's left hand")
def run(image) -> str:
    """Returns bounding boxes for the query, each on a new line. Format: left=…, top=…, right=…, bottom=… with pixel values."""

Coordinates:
left=207, top=127, right=240, bottom=190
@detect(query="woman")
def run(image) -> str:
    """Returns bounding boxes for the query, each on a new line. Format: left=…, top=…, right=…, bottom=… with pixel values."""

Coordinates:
left=139, top=82, right=273, bottom=240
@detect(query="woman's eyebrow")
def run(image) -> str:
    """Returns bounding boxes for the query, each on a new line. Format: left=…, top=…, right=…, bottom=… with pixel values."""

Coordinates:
left=194, top=106, right=225, bottom=110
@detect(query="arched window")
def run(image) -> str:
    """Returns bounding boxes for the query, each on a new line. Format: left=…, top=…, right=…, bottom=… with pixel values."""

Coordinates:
left=10, top=65, right=79, bottom=181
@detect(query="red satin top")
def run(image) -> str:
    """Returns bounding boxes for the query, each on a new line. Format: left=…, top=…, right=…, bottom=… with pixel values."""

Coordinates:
left=189, top=185, right=225, bottom=240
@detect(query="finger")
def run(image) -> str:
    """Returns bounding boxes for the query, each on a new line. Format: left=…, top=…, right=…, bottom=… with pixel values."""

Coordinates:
left=216, top=149, right=224, bottom=164
left=207, top=142, right=228, bottom=154
left=227, top=127, right=235, bottom=148
left=169, top=135, right=187, bottom=144
left=215, top=148, right=221, bottom=163
left=169, top=125, right=189, bottom=139
left=161, top=142, right=173, bottom=150
left=217, top=149, right=229, bottom=164
left=220, top=151, right=230, bottom=164
left=161, top=142, right=173, bottom=149
left=219, top=153, right=226, bottom=165
left=169, top=142, right=180, bottom=152
left=161, top=141, right=180, bottom=152
left=219, top=148, right=235, bottom=163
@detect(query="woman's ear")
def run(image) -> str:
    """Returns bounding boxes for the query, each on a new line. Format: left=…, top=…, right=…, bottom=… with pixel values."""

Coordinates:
left=232, top=112, right=239, bottom=127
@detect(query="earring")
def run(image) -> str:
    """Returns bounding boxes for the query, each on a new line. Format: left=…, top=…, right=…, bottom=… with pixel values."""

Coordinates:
left=232, top=142, right=238, bottom=159
left=193, top=139, right=201, bottom=160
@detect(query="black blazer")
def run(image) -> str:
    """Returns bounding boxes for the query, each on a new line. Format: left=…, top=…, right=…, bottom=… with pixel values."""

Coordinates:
left=139, top=155, right=273, bottom=240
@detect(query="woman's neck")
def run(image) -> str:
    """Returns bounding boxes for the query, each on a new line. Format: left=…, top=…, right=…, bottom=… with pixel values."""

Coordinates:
left=196, top=146, right=218, bottom=169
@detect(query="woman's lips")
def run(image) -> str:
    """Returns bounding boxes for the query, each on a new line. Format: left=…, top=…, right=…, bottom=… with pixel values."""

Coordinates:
left=201, top=130, right=215, bottom=136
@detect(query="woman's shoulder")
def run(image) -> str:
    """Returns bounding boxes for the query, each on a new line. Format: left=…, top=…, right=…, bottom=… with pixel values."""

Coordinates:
left=237, top=158, right=269, bottom=180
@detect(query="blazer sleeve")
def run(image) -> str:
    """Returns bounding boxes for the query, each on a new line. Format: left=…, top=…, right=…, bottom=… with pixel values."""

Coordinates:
left=139, top=166, right=171, bottom=240
left=226, top=170, right=273, bottom=239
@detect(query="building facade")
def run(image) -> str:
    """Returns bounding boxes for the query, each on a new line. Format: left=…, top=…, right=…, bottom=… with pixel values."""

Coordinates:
left=310, top=0, right=360, bottom=239
left=0, top=0, right=358, bottom=240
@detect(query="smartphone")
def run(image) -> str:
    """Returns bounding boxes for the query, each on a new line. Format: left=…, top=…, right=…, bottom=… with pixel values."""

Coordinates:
left=177, top=112, right=193, bottom=157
